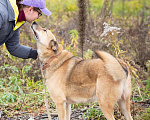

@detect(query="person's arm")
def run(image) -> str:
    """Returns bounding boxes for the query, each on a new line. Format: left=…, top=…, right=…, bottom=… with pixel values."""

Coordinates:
left=5, top=29, right=38, bottom=59
left=0, top=14, right=6, bottom=43
left=0, top=15, right=2, bottom=29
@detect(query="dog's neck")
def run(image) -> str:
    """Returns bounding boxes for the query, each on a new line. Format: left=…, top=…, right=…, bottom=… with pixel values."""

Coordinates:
left=42, top=52, right=62, bottom=70
left=37, top=50, right=50, bottom=62
left=40, top=50, right=74, bottom=73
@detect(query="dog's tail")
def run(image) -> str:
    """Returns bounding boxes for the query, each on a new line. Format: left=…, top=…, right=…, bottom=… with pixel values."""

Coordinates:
left=95, top=50, right=128, bottom=82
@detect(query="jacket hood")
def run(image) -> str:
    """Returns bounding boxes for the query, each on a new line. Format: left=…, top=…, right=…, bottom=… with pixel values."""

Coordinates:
left=9, top=0, right=25, bottom=31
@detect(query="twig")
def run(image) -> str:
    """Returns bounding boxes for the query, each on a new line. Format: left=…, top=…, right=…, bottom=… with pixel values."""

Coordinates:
left=135, top=78, right=143, bottom=101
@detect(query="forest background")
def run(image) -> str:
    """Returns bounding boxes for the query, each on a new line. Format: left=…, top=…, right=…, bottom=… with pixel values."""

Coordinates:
left=0, top=0, right=150, bottom=119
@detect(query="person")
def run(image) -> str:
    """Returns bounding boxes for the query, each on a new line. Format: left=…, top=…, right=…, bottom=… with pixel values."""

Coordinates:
left=0, top=0, right=51, bottom=59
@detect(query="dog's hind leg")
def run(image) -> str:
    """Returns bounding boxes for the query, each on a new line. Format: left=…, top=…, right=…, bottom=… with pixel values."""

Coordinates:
left=118, top=96, right=133, bottom=120
left=98, top=101, right=115, bottom=120
left=96, top=94, right=116, bottom=119
left=55, top=101, right=66, bottom=120
left=96, top=77, right=118, bottom=120
left=66, top=103, right=71, bottom=120
left=118, top=75, right=133, bottom=120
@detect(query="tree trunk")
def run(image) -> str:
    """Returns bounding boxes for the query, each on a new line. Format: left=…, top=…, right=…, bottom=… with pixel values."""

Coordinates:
left=78, top=0, right=87, bottom=58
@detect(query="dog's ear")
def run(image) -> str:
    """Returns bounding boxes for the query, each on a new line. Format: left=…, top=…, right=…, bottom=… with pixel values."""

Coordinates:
left=49, top=40, right=58, bottom=54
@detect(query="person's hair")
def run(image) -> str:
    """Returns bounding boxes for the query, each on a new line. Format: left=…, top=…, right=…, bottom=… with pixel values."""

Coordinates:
left=16, top=0, right=27, bottom=11
left=16, top=0, right=41, bottom=12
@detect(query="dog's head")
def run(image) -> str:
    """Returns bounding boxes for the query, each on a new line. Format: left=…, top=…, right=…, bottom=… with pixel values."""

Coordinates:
left=31, top=22, right=63, bottom=60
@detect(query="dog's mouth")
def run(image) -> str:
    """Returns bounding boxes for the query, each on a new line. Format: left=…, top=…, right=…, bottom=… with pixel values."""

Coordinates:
left=31, top=22, right=39, bottom=40
left=32, top=29, right=39, bottom=40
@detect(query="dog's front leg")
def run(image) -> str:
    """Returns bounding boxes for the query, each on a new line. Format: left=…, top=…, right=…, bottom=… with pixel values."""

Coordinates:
left=66, top=103, right=71, bottom=120
left=56, top=101, right=66, bottom=120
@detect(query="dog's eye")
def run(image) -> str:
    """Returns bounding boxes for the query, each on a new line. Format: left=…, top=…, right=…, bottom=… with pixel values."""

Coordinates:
left=43, top=29, right=47, bottom=32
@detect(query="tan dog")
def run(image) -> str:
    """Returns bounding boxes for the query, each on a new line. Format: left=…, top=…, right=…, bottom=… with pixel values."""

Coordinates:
left=31, top=22, right=133, bottom=120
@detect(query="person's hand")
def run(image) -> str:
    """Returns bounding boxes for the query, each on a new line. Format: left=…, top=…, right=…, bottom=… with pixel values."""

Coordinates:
left=28, top=49, right=38, bottom=59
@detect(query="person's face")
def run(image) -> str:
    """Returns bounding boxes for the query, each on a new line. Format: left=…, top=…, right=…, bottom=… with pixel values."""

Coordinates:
left=23, top=7, right=42, bottom=23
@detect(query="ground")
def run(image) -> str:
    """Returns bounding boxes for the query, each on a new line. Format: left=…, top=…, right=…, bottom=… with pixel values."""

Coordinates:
left=0, top=99, right=150, bottom=120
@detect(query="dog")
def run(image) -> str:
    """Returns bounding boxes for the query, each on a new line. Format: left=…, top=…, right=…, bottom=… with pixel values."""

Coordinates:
left=31, top=21, right=133, bottom=120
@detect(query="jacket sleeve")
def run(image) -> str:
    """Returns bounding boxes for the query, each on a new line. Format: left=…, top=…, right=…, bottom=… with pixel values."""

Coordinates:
left=0, top=15, right=2, bottom=29
left=0, top=15, right=5, bottom=42
left=5, top=29, right=37, bottom=59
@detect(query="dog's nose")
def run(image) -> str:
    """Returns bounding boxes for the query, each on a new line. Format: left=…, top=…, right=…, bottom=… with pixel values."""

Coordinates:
left=33, top=21, right=37, bottom=25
